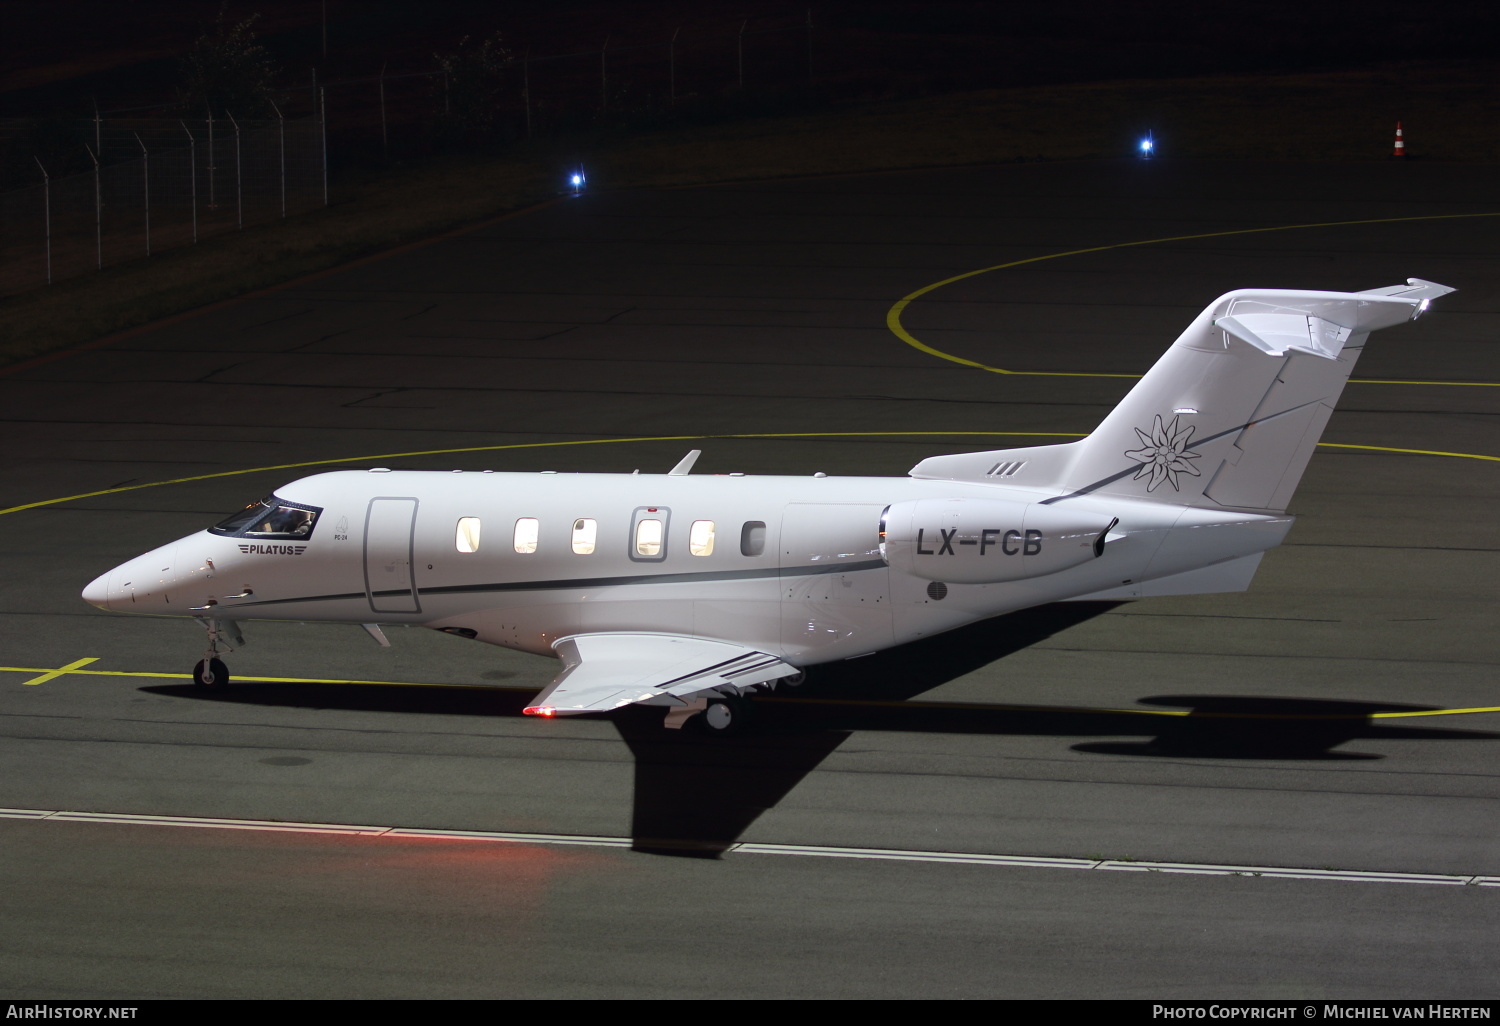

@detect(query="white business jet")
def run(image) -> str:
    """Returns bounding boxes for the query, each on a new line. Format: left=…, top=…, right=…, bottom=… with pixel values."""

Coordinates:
left=83, top=280, right=1453, bottom=732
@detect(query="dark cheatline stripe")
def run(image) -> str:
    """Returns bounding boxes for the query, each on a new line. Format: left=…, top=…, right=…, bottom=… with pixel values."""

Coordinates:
left=222, top=559, right=889, bottom=610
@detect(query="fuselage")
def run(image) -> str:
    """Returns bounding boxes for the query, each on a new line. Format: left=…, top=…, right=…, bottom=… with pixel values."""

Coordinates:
left=82, top=467, right=1292, bottom=667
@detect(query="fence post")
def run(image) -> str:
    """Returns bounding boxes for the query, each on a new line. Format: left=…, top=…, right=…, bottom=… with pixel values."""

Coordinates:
left=271, top=100, right=286, bottom=218
left=34, top=157, right=51, bottom=285
left=600, top=35, right=610, bottom=113
left=379, top=62, right=389, bottom=161
left=738, top=20, right=747, bottom=90
left=523, top=48, right=532, bottom=139
left=85, top=144, right=101, bottom=269
left=181, top=120, right=197, bottom=244
left=806, top=9, right=814, bottom=85
left=135, top=132, right=150, bottom=256
left=206, top=107, right=217, bottom=210
left=320, top=86, right=328, bottom=207
left=228, top=112, right=242, bottom=229
left=670, top=26, right=679, bottom=103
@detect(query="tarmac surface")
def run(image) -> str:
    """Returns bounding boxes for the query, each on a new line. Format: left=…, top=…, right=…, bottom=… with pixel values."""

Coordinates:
left=2, top=158, right=1498, bottom=999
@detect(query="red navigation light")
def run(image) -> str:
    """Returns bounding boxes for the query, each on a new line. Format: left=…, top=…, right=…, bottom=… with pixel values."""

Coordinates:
left=523, top=706, right=557, bottom=718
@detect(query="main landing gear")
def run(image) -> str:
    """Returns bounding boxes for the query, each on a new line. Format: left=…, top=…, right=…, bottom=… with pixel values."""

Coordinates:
left=191, top=617, right=244, bottom=688
left=695, top=694, right=751, bottom=736
left=674, top=672, right=804, bottom=735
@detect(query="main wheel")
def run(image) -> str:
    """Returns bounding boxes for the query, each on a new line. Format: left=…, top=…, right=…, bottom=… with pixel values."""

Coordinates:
left=193, top=658, right=229, bottom=688
left=695, top=695, right=750, bottom=736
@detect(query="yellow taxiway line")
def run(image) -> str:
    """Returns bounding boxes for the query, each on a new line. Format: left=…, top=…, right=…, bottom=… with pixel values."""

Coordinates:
left=4, top=213, right=1498, bottom=519
left=886, top=210, right=1500, bottom=386
left=4, top=660, right=1495, bottom=721
left=3, top=429, right=1497, bottom=519
left=2, top=662, right=500, bottom=691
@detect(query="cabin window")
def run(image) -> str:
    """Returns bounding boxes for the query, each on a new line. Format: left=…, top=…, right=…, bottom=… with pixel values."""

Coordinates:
left=513, top=517, right=539, bottom=554
left=740, top=521, right=766, bottom=556
left=689, top=520, right=715, bottom=556
left=572, top=518, right=597, bottom=555
left=455, top=517, right=482, bottom=553
left=635, top=519, right=663, bottom=557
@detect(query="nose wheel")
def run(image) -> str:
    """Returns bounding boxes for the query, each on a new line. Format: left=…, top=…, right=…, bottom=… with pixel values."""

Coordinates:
left=193, top=657, right=230, bottom=688
left=191, top=616, right=243, bottom=688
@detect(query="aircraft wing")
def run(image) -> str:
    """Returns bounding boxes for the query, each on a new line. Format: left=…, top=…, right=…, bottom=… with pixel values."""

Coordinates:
left=523, top=633, right=800, bottom=717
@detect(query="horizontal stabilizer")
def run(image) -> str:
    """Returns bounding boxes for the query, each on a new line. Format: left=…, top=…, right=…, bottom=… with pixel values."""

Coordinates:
left=1356, top=278, right=1457, bottom=301
left=524, top=633, right=798, bottom=716
left=1214, top=313, right=1350, bottom=359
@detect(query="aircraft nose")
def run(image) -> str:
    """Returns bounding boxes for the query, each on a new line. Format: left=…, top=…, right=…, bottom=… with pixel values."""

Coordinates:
left=82, top=569, right=114, bottom=611
left=84, top=545, right=179, bottom=612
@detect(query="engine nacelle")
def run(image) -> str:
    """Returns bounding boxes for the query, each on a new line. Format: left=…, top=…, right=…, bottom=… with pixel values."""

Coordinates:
left=880, top=497, right=1115, bottom=584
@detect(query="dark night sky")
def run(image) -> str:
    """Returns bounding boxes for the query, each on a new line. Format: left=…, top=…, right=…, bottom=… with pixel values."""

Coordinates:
left=2, top=0, right=1495, bottom=117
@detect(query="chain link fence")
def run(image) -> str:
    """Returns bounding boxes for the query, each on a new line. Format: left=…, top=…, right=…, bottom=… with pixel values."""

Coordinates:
left=0, top=12, right=815, bottom=297
left=0, top=112, right=325, bottom=296
left=324, top=14, right=818, bottom=161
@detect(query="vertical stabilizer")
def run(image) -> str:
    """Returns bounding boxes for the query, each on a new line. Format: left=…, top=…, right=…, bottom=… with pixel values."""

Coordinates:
left=911, top=280, right=1454, bottom=514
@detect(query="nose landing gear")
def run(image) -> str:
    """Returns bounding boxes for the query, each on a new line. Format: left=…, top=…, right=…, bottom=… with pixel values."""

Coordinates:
left=191, top=617, right=244, bottom=688
left=193, top=657, right=229, bottom=688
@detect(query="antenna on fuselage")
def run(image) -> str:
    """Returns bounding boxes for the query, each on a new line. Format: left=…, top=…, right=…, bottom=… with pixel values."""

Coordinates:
left=668, top=449, right=702, bottom=476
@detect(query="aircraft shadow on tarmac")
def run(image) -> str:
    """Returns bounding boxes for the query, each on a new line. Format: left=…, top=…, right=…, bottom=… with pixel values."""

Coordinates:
left=142, top=601, right=1499, bottom=859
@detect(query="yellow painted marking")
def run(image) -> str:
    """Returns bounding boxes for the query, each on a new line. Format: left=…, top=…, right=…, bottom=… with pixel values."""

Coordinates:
left=3, top=663, right=1494, bottom=719
left=762, top=695, right=1500, bottom=720
left=0, top=431, right=1083, bottom=517
left=1318, top=443, right=1500, bottom=463
left=4, top=430, right=1496, bottom=520
left=19, top=657, right=98, bottom=686
left=0, top=664, right=510, bottom=690
left=887, top=210, right=1500, bottom=386
left=5, top=214, right=1497, bottom=518
left=1370, top=707, right=1500, bottom=719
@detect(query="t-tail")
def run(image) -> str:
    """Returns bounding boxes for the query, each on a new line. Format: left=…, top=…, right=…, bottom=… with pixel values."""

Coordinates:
left=911, top=279, right=1455, bottom=514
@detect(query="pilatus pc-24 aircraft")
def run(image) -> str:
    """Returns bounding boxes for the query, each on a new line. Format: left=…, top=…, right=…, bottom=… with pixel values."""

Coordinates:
left=84, top=280, right=1453, bottom=733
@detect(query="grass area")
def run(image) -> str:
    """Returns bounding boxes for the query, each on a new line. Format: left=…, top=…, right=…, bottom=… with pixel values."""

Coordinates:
left=3, top=60, right=1496, bottom=369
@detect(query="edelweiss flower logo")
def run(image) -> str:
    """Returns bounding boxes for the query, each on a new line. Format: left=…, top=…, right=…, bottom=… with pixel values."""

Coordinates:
left=1124, top=414, right=1203, bottom=492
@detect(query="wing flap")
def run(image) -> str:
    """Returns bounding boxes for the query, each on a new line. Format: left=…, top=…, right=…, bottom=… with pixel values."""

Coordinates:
left=524, top=633, right=798, bottom=716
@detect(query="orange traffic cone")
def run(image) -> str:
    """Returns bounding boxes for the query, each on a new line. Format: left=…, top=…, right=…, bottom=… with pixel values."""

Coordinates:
left=1393, top=122, right=1405, bottom=157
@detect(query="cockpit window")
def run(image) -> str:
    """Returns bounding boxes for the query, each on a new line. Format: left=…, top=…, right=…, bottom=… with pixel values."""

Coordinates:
left=210, top=495, right=322, bottom=539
